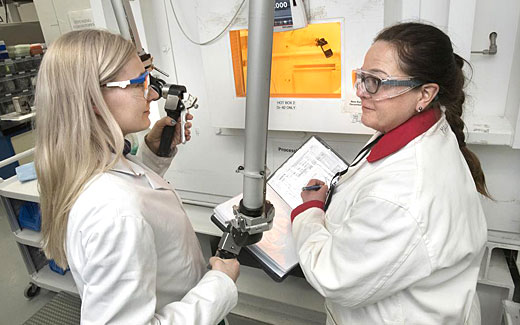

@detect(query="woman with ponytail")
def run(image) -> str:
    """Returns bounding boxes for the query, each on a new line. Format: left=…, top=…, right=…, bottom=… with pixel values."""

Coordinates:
left=291, top=22, right=488, bottom=324
left=34, top=29, right=239, bottom=324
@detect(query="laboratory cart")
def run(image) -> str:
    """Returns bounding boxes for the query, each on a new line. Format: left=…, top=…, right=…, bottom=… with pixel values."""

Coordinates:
left=0, top=149, right=77, bottom=299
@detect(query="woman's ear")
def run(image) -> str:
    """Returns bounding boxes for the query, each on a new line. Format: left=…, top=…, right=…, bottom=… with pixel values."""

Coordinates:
left=417, top=83, right=440, bottom=111
left=92, top=105, right=101, bottom=115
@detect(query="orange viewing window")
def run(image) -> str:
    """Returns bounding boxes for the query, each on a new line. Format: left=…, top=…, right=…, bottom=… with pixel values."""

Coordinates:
left=230, top=22, right=342, bottom=98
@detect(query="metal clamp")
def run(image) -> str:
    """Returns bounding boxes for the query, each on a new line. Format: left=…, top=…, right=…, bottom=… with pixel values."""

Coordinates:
left=230, top=201, right=275, bottom=235
left=235, top=165, right=265, bottom=179
left=217, top=231, right=242, bottom=256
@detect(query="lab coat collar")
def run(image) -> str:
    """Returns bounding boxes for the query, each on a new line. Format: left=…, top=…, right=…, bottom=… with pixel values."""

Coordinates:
left=110, top=155, right=172, bottom=190
left=367, top=107, right=441, bottom=163
left=111, top=155, right=145, bottom=176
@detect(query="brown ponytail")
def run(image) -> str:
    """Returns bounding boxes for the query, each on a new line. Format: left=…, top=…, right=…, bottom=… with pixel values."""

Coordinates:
left=375, top=23, right=491, bottom=198
left=445, top=54, right=490, bottom=198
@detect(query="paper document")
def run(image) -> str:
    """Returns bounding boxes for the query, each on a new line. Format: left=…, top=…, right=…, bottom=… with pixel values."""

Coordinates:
left=212, top=136, right=348, bottom=281
left=269, top=136, right=349, bottom=209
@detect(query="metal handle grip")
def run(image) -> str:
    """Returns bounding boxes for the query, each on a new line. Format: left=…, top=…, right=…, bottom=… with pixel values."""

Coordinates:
left=216, top=249, right=238, bottom=259
left=158, top=125, right=175, bottom=157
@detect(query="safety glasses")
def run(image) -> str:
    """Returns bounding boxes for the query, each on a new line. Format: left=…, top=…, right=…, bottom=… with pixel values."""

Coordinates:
left=352, top=69, right=423, bottom=101
left=102, top=70, right=150, bottom=99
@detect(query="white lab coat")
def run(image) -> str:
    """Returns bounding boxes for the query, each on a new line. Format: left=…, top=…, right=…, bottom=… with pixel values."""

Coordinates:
left=66, top=143, right=238, bottom=325
left=292, top=114, right=487, bottom=324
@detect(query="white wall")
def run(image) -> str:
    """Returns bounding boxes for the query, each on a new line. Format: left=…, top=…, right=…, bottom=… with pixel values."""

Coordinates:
left=197, top=1, right=384, bottom=134
left=472, top=144, right=520, bottom=233
left=33, top=0, right=91, bottom=44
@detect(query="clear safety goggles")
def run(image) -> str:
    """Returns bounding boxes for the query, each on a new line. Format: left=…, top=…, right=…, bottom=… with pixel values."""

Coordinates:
left=352, top=69, right=423, bottom=101
left=102, top=70, right=150, bottom=99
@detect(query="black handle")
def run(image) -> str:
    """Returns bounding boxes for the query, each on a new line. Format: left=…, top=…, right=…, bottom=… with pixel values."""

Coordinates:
left=216, top=249, right=238, bottom=259
left=206, top=249, right=238, bottom=270
left=158, top=125, right=175, bottom=157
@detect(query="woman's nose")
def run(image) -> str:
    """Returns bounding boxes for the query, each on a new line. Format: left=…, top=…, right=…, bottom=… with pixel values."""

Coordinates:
left=355, top=81, right=369, bottom=99
left=147, top=87, right=160, bottom=101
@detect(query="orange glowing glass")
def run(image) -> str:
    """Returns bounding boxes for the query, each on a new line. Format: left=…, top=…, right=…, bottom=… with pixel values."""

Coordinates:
left=229, top=22, right=342, bottom=98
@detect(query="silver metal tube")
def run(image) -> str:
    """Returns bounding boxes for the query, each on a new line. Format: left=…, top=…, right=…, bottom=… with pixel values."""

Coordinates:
left=242, top=0, right=275, bottom=210
left=111, top=0, right=132, bottom=40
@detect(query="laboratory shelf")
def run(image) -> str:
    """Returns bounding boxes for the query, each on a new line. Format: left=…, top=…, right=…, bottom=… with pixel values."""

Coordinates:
left=478, top=249, right=514, bottom=294
left=0, top=110, right=35, bottom=122
left=477, top=248, right=515, bottom=325
left=0, top=175, right=39, bottom=202
left=32, top=264, right=77, bottom=296
left=234, top=265, right=325, bottom=324
left=488, top=230, right=520, bottom=247
left=502, top=300, right=520, bottom=325
left=465, top=114, right=514, bottom=146
left=14, top=228, right=43, bottom=248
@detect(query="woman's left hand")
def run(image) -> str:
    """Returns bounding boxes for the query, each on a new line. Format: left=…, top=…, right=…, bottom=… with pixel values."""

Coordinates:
left=145, top=113, right=194, bottom=155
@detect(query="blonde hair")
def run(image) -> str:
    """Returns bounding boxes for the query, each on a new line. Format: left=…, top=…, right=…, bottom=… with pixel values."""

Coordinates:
left=34, top=29, right=136, bottom=268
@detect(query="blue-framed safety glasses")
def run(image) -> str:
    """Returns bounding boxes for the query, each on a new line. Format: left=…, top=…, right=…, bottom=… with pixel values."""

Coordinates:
left=102, top=70, right=150, bottom=99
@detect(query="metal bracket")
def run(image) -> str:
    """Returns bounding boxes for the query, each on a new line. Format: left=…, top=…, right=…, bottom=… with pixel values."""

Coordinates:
left=217, top=231, right=242, bottom=256
left=471, top=32, right=497, bottom=55
left=235, top=165, right=265, bottom=179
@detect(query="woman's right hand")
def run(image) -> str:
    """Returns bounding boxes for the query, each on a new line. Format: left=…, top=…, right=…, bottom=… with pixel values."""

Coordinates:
left=301, top=179, right=328, bottom=203
left=209, top=256, right=240, bottom=283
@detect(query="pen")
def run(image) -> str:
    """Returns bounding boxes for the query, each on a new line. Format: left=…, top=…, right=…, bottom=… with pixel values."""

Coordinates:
left=302, top=185, right=322, bottom=191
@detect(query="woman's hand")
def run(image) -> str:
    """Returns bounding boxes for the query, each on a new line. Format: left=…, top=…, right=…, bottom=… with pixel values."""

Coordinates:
left=145, top=113, right=194, bottom=155
left=301, top=179, right=328, bottom=203
left=209, top=256, right=240, bottom=283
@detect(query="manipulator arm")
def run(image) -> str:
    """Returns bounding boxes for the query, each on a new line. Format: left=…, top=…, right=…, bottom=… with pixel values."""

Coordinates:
left=149, top=75, right=198, bottom=157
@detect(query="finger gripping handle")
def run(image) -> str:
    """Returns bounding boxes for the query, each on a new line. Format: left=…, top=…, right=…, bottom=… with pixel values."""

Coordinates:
left=181, top=110, right=187, bottom=144
left=216, top=249, right=238, bottom=259
left=158, top=125, right=175, bottom=157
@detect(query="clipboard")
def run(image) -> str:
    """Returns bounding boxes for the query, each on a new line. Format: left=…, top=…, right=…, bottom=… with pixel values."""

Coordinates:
left=211, top=136, right=348, bottom=282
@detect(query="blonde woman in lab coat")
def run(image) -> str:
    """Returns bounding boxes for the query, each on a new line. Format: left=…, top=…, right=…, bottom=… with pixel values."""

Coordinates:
left=291, top=22, right=490, bottom=324
left=34, top=29, right=239, bottom=324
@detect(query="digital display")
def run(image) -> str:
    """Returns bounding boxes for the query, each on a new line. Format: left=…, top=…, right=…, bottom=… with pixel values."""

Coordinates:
left=274, top=0, right=293, bottom=27
left=275, top=0, right=290, bottom=11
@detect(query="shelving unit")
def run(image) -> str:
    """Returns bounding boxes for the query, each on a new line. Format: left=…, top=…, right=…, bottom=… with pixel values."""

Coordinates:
left=476, top=235, right=518, bottom=325
left=503, top=300, right=520, bottom=325
left=0, top=54, right=40, bottom=118
left=0, top=54, right=40, bottom=179
left=0, top=176, right=77, bottom=298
